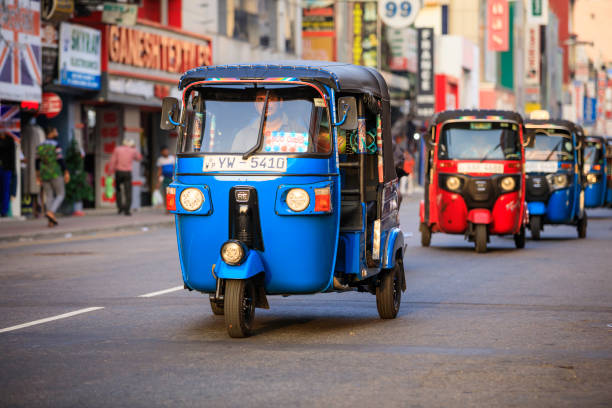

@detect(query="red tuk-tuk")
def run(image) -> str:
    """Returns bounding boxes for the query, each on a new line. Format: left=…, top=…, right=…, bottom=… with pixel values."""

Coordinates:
left=419, top=110, right=527, bottom=253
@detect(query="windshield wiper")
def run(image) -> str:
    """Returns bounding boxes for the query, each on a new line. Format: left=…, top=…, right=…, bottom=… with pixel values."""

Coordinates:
left=544, top=139, right=563, bottom=161
left=243, top=90, right=270, bottom=160
left=480, top=143, right=501, bottom=162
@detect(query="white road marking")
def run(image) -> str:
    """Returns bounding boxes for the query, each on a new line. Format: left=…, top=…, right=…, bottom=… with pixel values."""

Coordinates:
left=138, top=286, right=183, bottom=298
left=0, top=307, right=104, bottom=334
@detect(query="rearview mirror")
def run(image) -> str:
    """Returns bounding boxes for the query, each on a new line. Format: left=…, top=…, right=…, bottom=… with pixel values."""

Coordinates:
left=336, top=96, right=358, bottom=130
left=161, top=97, right=180, bottom=130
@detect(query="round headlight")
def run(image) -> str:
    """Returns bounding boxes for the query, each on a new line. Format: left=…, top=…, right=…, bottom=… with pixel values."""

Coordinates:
left=553, top=174, right=568, bottom=188
left=500, top=176, right=516, bottom=192
left=220, top=241, right=246, bottom=265
left=586, top=173, right=598, bottom=184
left=445, top=176, right=461, bottom=191
left=286, top=188, right=310, bottom=212
left=179, top=188, right=204, bottom=211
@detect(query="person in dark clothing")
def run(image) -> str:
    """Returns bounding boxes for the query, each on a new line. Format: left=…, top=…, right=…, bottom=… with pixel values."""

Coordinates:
left=36, top=127, right=70, bottom=227
left=0, top=132, right=16, bottom=217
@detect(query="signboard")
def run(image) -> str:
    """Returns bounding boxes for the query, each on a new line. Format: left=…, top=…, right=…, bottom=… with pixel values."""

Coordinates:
left=596, top=70, right=607, bottom=133
left=378, top=0, right=421, bottom=29
left=416, top=27, right=434, bottom=119
left=40, top=92, right=62, bottom=118
left=352, top=2, right=378, bottom=67
left=302, top=1, right=335, bottom=60
left=0, top=0, right=42, bottom=103
left=526, top=0, right=548, bottom=25
left=41, top=0, right=74, bottom=22
left=102, top=2, right=138, bottom=26
left=487, top=0, right=509, bottom=52
left=583, top=96, right=597, bottom=125
left=387, top=27, right=417, bottom=72
left=524, top=25, right=540, bottom=86
left=59, top=23, right=101, bottom=90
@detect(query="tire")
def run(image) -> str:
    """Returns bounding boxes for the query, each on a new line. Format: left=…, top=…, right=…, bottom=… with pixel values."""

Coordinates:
left=224, top=279, right=256, bottom=338
left=514, top=225, right=526, bottom=249
left=376, top=257, right=402, bottom=319
left=210, top=298, right=224, bottom=316
left=577, top=213, right=587, bottom=239
left=530, top=215, right=541, bottom=240
left=420, top=223, right=431, bottom=247
left=474, top=224, right=487, bottom=253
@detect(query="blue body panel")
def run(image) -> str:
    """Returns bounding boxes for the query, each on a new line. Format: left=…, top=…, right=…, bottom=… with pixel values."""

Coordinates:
left=584, top=176, right=605, bottom=208
left=607, top=183, right=612, bottom=205
left=215, top=251, right=264, bottom=280
left=546, top=188, right=573, bottom=223
left=527, top=201, right=546, bottom=216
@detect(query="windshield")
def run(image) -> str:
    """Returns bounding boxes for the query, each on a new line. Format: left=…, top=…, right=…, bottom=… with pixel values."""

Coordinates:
left=180, top=85, right=331, bottom=155
left=438, top=121, right=521, bottom=161
left=584, top=140, right=604, bottom=168
left=524, top=130, right=574, bottom=161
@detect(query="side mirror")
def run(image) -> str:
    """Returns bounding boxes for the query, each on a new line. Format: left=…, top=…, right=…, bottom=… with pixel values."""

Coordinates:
left=336, top=96, right=358, bottom=130
left=160, top=97, right=181, bottom=130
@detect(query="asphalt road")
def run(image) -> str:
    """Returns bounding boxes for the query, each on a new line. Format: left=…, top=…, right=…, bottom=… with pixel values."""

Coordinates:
left=1, top=199, right=611, bottom=407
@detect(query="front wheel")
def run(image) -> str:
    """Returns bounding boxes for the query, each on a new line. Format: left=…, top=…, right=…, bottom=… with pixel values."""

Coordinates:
left=224, top=279, right=256, bottom=338
left=474, top=224, right=487, bottom=253
left=420, top=223, right=431, bottom=247
left=514, top=225, right=526, bottom=249
left=530, top=215, right=541, bottom=240
left=577, top=213, right=587, bottom=239
left=376, top=257, right=403, bottom=319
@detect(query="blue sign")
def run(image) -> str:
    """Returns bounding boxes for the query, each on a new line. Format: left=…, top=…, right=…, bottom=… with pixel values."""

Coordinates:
left=59, top=23, right=101, bottom=90
left=583, top=97, right=597, bottom=124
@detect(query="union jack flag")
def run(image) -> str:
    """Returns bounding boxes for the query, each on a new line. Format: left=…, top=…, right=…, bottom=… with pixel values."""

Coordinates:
left=0, top=104, right=20, bottom=142
left=0, top=0, right=41, bottom=103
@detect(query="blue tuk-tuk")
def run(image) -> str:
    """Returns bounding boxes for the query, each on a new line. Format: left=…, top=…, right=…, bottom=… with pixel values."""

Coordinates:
left=583, top=135, right=607, bottom=208
left=524, top=118, right=587, bottom=239
left=607, top=137, right=612, bottom=207
left=160, top=62, right=405, bottom=337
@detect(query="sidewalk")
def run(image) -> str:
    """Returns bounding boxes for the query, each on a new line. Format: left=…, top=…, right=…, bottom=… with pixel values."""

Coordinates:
left=0, top=207, right=174, bottom=243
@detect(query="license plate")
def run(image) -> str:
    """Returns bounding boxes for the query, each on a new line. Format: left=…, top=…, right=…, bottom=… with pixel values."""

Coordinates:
left=457, top=162, right=504, bottom=174
left=525, top=161, right=558, bottom=173
left=202, top=155, right=287, bottom=172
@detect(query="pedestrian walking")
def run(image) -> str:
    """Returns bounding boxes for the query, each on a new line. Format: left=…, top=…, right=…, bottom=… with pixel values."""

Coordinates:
left=156, top=145, right=175, bottom=212
left=36, top=127, right=70, bottom=227
left=108, top=139, right=142, bottom=216
left=0, top=131, right=16, bottom=217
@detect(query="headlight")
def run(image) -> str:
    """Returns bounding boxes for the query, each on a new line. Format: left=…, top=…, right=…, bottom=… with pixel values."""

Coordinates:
left=220, top=241, right=247, bottom=265
left=500, top=176, right=516, bottom=192
left=286, top=188, right=310, bottom=212
left=586, top=173, right=598, bottom=184
left=179, top=188, right=204, bottom=211
left=445, top=176, right=461, bottom=191
left=553, top=174, right=568, bottom=188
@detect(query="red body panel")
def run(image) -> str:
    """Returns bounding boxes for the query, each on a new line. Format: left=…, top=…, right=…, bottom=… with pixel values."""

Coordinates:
left=467, top=209, right=492, bottom=224
left=419, top=200, right=425, bottom=223
left=437, top=191, right=468, bottom=233
left=490, top=192, right=521, bottom=235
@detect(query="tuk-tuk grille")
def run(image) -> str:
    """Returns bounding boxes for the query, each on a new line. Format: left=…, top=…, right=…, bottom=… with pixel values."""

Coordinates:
left=526, top=176, right=549, bottom=202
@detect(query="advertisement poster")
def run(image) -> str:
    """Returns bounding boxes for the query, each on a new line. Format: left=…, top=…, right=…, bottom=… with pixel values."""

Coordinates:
left=387, top=26, right=417, bottom=72
left=0, top=0, right=42, bottom=102
left=302, top=1, right=335, bottom=61
left=59, top=23, right=101, bottom=90
left=353, top=2, right=378, bottom=67
left=487, top=0, right=509, bottom=52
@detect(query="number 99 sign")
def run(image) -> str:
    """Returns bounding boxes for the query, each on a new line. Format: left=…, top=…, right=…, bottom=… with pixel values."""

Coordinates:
left=378, top=0, right=421, bottom=29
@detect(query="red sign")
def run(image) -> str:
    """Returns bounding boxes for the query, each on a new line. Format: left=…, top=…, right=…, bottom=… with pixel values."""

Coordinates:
left=40, top=93, right=63, bottom=118
left=488, top=0, right=509, bottom=52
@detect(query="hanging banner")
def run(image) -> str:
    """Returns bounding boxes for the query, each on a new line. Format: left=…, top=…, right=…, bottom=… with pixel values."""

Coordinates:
left=59, top=23, right=101, bottom=89
left=0, top=0, right=42, bottom=103
left=416, top=27, right=434, bottom=119
left=526, top=0, right=548, bottom=25
left=524, top=24, right=540, bottom=103
left=487, top=0, right=509, bottom=52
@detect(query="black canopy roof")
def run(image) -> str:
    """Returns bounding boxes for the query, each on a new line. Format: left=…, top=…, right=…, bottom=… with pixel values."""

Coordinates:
left=430, top=109, right=524, bottom=126
left=178, top=61, right=390, bottom=100
left=525, top=119, right=578, bottom=131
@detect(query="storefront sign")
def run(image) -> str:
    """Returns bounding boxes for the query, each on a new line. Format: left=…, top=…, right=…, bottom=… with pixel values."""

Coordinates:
left=302, top=1, right=335, bottom=60
left=378, top=0, right=421, bottom=29
left=59, top=23, right=101, bottom=89
left=40, top=92, right=62, bottom=118
left=41, top=0, right=74, bottom=22
left=526, top=0, right=548, bottom=25
left=109, top=77, right=154, bottom=99
left=352, top=2, right=378, bottom=68
left=416, top=27, right=434, bottom=119
left=487, top=0, right=509, bottom=52
left=387, top=27, right=417, bottom=72
left=0, top=0, right=42, bottom=103
left=108, top=25, right=213, bottom=74
left=102, top=2, right=138, bottom=26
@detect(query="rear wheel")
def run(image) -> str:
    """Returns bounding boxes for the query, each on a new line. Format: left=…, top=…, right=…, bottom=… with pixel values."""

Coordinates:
left=577, top=213, right=587, bottom=239
left=420, top=223, right=431, bottom=247
left=209, top=298, right=224, bottom=315
left=224, top=279, right=256, bottom=338
left=514, top=225, right=526, bottom=249
left=474, top=224, right=487, bottom=253
left=376, top=257, right=402, bottom=319
left=530, top=215, right=541, bottom=240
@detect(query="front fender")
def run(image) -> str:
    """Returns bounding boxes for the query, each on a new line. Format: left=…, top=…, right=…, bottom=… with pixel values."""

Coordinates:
left=215, top=250, right=265, bottom=280
left=467, top=209, right=492, bottom=224
left=527, top=201, right=547, bottom=216
left=382, top=227, right=404, bottom=269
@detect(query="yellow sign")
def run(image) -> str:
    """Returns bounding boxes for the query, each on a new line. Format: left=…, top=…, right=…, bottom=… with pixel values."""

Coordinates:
left=525, top=102, right=541, bottom=114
